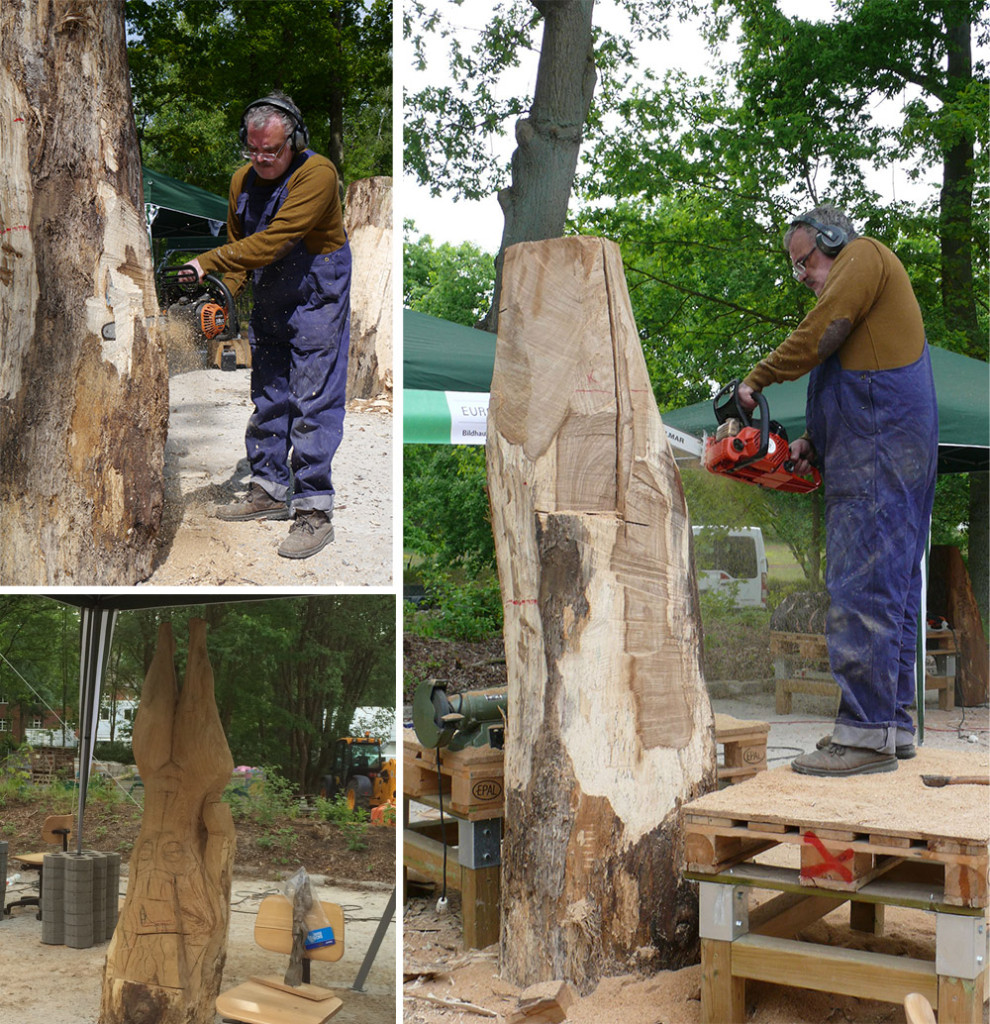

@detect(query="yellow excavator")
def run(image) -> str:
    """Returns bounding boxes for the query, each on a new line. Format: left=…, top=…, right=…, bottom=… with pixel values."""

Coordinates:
left=321, top=734, right=396, bottom=814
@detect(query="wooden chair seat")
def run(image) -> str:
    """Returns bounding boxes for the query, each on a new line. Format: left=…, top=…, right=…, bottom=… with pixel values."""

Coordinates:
left=215, top=985, right=342, bottom=1024
left=216, top=895, right=345, bottom=1024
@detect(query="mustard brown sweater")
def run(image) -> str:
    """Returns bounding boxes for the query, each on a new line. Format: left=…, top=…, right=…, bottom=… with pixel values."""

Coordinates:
left=196, top=153, right=346, bottom=295
left=744, top=237, right=925, bottom=391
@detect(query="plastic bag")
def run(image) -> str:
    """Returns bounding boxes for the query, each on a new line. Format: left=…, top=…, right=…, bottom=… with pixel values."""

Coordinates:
left=283, top=866, right=335, bottom=951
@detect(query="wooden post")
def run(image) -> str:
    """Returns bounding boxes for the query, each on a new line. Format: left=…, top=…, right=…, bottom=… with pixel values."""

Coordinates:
left=0, top=0, right=167, bottom=584
left=100, top=620, right=236, bottom=1024
left=487, top=236, right=716, bottom=992
left=345, top=176, right=393, bottom=401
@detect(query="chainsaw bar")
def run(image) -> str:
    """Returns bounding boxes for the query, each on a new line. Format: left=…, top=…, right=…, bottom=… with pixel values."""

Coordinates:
left=702, top=380, right=821, bottom=494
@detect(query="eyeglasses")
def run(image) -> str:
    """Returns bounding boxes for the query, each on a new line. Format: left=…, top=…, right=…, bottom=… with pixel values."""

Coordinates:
left=241, top=138, right=289, bottom=163
left=791, top=245, right=816, bottom=280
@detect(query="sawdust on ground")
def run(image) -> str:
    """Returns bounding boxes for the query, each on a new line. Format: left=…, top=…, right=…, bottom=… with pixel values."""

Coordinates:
left=142, top=364, right=394, bottom=587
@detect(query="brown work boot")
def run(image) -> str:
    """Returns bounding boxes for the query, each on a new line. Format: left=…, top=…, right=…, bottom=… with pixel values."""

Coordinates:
left=816, top=733, right=916, bottom=759
left=792, top=743, right=897, bottom=777
left=278, top=510, right=334, bottom=559
left=216, top=483, right=289, bottom=521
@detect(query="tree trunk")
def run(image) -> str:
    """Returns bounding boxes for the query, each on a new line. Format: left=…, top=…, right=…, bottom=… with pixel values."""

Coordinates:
left=486, top=236, right=716, bottom=993
left=479, top=0, right=597, bottom=334
left=928, top=545, right=989, bottom=707
left=939, top=5, right=981, bottom=358
left=101, top=619, right=236, bottom=1024
left=0, top=0, right=167, bottom=585
left=344, top=176, right=393, bottom=401
left=968, top=474, right=988, bottom=620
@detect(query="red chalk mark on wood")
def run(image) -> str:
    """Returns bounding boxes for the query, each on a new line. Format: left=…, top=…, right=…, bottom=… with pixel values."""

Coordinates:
left=801, top=830, right=855, bottom=882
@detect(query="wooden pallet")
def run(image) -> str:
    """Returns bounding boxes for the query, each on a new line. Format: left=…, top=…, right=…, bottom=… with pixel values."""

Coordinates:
left=685, top=812, right=987, bottom=907
left=714, top=713, right=768, bottom=786
left=682, top=750, right=989, bottom=908
left=403, top=735, right=504, bottom=820
left=683, top=751, right=990, bottom=1023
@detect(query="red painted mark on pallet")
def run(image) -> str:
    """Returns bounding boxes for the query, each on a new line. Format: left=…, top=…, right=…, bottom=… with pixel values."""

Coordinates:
left=801, top=830, right=854, bottom=882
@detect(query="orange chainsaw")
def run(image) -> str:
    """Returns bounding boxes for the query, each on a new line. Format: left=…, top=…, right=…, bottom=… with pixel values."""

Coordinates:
left=702, top=379, right=821, bottom=493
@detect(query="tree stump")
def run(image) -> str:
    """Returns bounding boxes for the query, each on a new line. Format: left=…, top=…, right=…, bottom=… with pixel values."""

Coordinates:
left=345, top=176, right=392, bottom=401
left=0, top=0, right=168, bottom=584
left=486, top=236, right=716, bottom=992
left=100, top=619, right=236, bottom=1024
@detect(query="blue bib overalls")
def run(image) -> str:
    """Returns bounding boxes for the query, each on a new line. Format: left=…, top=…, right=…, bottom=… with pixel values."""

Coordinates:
left=806, top=345, right=938, bottom=753
left=236, top=151, right=351, bottom=513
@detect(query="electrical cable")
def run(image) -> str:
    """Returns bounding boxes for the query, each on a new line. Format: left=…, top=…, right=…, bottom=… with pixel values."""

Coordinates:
left=435, top=741, right=448, bottom=915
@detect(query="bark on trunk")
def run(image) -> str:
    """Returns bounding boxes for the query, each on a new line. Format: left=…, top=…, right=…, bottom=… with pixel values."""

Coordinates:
left=344, top=176, right=392, bottom=401
left=0, top=0, right=167, bottom=585
left=487, top=236, right=716, bottom=993
left=479, top=0, right=596, bottom=334
left=100, top=619, right=236, bottom=1024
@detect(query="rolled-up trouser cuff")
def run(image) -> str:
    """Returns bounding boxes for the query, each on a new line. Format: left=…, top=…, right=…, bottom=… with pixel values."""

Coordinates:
left=832, top=722, right=895, bottom=755
left=291, top=495, right=333, bottom=514
left=253, top=477, right=290, bottom=502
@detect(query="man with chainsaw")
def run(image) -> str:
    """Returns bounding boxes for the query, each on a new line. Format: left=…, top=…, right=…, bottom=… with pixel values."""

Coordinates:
left=735, top=204, right=938, bottom=778
left=182, top=92, right=350, bottom=559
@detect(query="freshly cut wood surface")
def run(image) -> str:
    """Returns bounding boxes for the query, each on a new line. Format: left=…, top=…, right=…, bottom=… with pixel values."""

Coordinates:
left=344, top=176, right=392, bottom=401
left=684, top=747, right=989, bottom=842
left=487, top=236, right=715, bottom=991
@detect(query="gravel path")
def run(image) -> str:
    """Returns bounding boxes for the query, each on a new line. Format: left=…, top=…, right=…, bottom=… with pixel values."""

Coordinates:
left=142, top=368, right=393, bottom=586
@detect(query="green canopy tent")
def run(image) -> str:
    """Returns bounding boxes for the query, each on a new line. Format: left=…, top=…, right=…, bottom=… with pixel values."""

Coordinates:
left=142, top=165, right=229, bottom=252
left=661, top=345, right=990, bottom=476
left=402, top=308, right=703, bottom=456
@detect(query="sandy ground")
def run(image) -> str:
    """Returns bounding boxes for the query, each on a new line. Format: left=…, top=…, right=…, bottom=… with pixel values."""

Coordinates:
left=142, top=368, right=393, bottom=586
left=402, top=687, right=990, bottom=1024
left=1, top=873, right=396, bottom=1023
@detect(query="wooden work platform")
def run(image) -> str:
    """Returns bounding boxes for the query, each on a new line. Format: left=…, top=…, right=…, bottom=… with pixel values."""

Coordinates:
left=403, top=736, right=504, bottom=820
left=682, top=748, right=989, bottom=1022
left=403, top=737, right=504, bottom=949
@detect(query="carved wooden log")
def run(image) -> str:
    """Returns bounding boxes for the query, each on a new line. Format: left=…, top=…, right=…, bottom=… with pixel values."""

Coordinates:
left=486, top=237, right=716, bottom=993
left=345, top=176, right=392, bottom=400
left=0, top=0, right=167, bottom=584
left=929, top=544, right=989, bottom=706
left=100, top=619, right=236, bottom=1024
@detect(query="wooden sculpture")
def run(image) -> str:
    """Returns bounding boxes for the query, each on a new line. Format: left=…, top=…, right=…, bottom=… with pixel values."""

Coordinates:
left=487, top=237, right=716, bottom=992
left=100, top=619, right=236, bottom=1024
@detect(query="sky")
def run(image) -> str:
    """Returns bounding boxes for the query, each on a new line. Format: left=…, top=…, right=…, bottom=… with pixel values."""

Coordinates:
left=401, top=0, right=953, bottom=251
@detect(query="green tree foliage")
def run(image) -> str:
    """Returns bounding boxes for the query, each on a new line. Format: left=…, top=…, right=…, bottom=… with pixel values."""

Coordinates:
left=125, top=0, right=392, bottom=194
left=1, top=597, right=394, bottom=795
left=404, top=221, right=496, bottom=326
left=0, top=598, right=79, bottom=748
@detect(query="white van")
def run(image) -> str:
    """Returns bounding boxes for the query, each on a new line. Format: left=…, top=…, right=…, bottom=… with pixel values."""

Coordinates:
left=692, top=526, right=768, bottom=609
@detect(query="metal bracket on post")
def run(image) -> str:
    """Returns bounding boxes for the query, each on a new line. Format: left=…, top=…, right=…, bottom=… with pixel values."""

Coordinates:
left=698, top=882, right=749, bottom=942
left=936, top=913, right=986, bottom=980
left=458, top=817, right=501, bottom=870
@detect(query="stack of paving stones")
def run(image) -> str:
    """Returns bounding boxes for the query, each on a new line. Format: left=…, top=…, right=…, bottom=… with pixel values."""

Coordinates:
left=40, top=850, right=120, bottom=947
